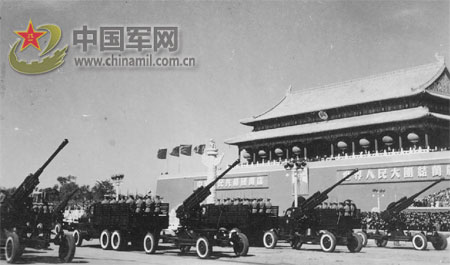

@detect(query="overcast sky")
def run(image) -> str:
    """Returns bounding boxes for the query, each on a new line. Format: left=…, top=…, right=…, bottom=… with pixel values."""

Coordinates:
left=1, top=0, right=449, bottom=194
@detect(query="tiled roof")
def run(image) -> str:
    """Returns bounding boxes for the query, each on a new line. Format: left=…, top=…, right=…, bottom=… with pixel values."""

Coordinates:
left=225, top=107, right=449, bottom=145
left=241, top=61, right=446, bottom=125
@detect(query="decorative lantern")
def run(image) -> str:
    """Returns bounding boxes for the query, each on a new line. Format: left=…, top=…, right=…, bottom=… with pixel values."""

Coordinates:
left=337, top=141, right=347, bottom=154
left=241, top=149, right=251, bottom=161
left=382, top=136, right=393, bottom=151
left=258, top=150, right=267, bottom=159
left=407, top=133, right=419, bottom=148
left=359, top=138, right=370, bottom=153
left=274, top=148, right=283, bottom=161
left=292, top=146, right=301, bottom=156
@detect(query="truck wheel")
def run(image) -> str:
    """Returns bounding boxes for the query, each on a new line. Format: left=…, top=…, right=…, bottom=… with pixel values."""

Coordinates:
left=58, top=234, right=76, bottom=263
left=100, top=230, right=111, bottom=250
left=347, top=233, right=363, bottom=253
left=263, top=231, right=278, bottom=249
left=111, top=230, right=126, bottom=251
left=432, top=234, right=448, bottom=250
left=196, top=237, right=212, bottom=259
left=55, top=223, right=63, bottom=234
left=412, top=233, right=427, bottom=250
left=233, top=233, right=249, bottom=256
left=376, top=238, right=388, bottom=247
left=356, top=231, right=368, bottom=247
left=320, top=231, right=337, bottom=252
left=5, top=232, right=21, bottom=263
left=73, top=230, right=83, bottom=247
left=143, top=232, right=156, bottom=254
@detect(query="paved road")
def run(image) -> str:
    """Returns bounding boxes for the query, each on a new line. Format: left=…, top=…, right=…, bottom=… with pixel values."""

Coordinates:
left=14, top=238, right=450, bottom=265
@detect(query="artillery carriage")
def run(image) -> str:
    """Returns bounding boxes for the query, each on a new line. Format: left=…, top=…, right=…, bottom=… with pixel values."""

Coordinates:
left=0, top=139, right=75, bottom=263
left=261, top=169, right=364, bottom=253
left=359, top=178, right=447, bottom=251
left=160, top=159, right=250, bottom=259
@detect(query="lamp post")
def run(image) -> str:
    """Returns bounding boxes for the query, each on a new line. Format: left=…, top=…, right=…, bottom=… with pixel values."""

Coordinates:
left=372, top=188, right=385, bottom=212
left=111, top=174, right=124, bottom=200
left=284, top=158, right=307, bottom=207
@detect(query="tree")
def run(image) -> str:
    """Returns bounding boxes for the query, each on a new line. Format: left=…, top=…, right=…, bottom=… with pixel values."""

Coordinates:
left=92, top=180, right=114, bottom=201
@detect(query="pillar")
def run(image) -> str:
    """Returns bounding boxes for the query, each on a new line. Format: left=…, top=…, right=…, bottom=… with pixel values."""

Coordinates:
left=330, top=143, right=334, bottom=157
left=202, top=139, right=224, bottom=204
left=304, top=147, right=307, bottom=159
left=425, top=133, right=429, bottom=148
left=399, top=135, right=403, bottom=150
left=286, top=148, right=289, bottom=160
left=374, top=139, right=378, bottom=152
left=269, top=149, right=272, bottom=161
left=352, top=141, right=355, bottom=155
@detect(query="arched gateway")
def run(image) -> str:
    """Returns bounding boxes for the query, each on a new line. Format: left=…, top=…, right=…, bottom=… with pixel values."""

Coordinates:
left=157, top=60, right=450, bottom=212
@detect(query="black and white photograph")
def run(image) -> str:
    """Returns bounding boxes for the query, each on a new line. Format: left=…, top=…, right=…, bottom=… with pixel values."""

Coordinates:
left=0, top=1, right=449, bottom=264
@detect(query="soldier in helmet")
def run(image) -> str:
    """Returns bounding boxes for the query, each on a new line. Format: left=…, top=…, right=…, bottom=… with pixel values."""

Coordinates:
left=265, top=198, right=272, bottom=214
left=233, top=197, right=240, bottom=205
left=135, top=196, right=143, bottom=214
left=258, top=198, right=265, bottom=214
left=251, top=198, right=258, bottom=214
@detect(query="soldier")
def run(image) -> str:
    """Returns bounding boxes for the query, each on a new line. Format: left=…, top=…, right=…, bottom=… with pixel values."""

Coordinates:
left=344, top=200, right=351, bottom=216
left=118, top=196, right=126, bottom=204
left=350, top=201, right=356, bottom=216
left=224, top=198, right=232, bottom=206
left=258, top=198, right=265, bottom=214
left=330, top=202, right=337, bottom=210
left=144, top=196, right=154, bottom=213
left=126, top=195, right=135, bottom=204
left=338, top=202, right=345, bottom=216
left=323, top=202, right=329, bottom=209
left=265, top=198, right=272, bottom=214
left=215, top=198, right=221, bottom=205
left=242, top=198, right=250, bottom=206
left=109, top=197, right=117, bottom=204
left=233, top=197, right=240, bottom=205
left=101, top=197, right=109, bottom=204
left=135, top=196, right=143, bottom=214
left=251, top=198, right=258, bottom=214
left=154, top=195, right=161, bottom=214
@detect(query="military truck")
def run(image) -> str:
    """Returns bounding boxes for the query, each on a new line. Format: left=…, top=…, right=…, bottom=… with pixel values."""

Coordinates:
left=261, top=169, right=363, bottom=253
left=0, top=139, right=75, bottom=263
left=71, top=200, right=169, bottom=251
left=359, top=178, right=447, bottom=250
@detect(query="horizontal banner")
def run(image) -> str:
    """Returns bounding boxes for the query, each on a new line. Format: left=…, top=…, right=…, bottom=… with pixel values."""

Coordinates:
left=195, top=175, right=268, bottom=190
left=337, top=164, right=450, bottom=184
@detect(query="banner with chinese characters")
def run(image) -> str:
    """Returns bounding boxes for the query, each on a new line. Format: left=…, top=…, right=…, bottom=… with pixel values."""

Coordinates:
left=194, top=175, right=269, bottom=190
left=337, top=164, right=450, bottom=184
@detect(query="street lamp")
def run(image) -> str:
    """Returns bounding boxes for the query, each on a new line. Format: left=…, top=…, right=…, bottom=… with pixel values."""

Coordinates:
left=284, top=158, right=307, bottom=207
left=372, top=188, right=385, bottom=212
left=111, top=174, right=124, bottom=200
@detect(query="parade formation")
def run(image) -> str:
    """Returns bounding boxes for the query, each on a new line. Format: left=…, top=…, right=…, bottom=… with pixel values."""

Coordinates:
left=0, top=139, right=448, bottom=264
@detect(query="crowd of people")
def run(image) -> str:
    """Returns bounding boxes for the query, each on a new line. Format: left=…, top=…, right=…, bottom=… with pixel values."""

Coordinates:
left=213, top=198, right=274, bottom=214
left=360, top=211, right=450, bottom=231
left=412, top=187, right=450, bottom=207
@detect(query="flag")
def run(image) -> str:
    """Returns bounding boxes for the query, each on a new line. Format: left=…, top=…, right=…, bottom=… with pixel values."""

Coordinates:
left=180, top=145, right=192, bottom=156
left=194, top=144, right=206, bottom=155
left=170, top=146, right=180, bottom=157
left=157, top=148, right=167, bottom=159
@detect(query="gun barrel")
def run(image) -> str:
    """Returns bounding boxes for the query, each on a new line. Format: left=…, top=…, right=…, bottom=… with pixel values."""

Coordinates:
left=203, top=159, right=240, bottom=191
left=35, top=139, right=69, bottom=175
left=322, top=169, right=358, bottom=195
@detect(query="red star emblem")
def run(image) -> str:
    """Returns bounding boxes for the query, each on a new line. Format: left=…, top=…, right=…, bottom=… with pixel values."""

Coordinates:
left=15, top=20, right=46, bottom=51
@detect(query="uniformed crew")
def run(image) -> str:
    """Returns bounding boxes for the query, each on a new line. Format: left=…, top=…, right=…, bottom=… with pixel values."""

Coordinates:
left=251, top=198, right=258, bottom=213
left=154, top=195, right=161, bottom=213
left=265, top=198, right=272, bottom=214
left=144, top=196, right=153, bottom=213
left=242, top=198, right=250, bottom=206
left=126, top=195, right=135, bottom=204
left=258, top=198, right=265, bottom=213
left=233, top=198, right=240, bottom=205
left=344, top=200, right=351, bottom=216
left=135, top=196, right=143, bottom=213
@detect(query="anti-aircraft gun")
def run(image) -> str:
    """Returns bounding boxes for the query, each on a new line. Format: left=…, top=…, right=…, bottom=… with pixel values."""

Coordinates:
left=53, top=188, right=79, bottom=232
left=262, top=169, right=363, bottom=253
left=0, top=139, right=76, bottom=263
left=362, top=178, right=447, bottom=250
left=161, top=159, right=250, bottom=259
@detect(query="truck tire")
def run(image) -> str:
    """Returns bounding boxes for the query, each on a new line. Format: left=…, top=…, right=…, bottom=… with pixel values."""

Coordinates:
left=432, top=234, right=448, bottom=250
left=412, top=233, right=427, bottom=250
left=263, top=231, right=278, bottom=249
left=111, top=230, right=126, bottom=251
left=100, top=230, right=111, bottom=250
left=356, top=231, right=368, bottom=247
left=347, top=233, right=363, bottom=253
left=5, top=232, right=21, bottom=263
left=73, top=230, right=83, bottom=247
left=196, top=237, right=212, bottom=259
left=143, top=232, right=156, bottom=254
left=55, top=223, right=63, bottom=234
left=320, top=231, right=337, bottom=252
left=233, top=232, right=249, bottom=256
left=58, top=234, right=76, bottom=263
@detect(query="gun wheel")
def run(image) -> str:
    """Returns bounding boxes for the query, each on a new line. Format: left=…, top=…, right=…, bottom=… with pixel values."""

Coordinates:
left=233, top=232, right=249, bottom=256
left=412, top=233, right=427, bottom=250
left=263, top=231, right=278, bottom=249
left=196, top=237, right=212, bottom=259
left=4, top=232, right=21, bottom=264
left=58, top=234, right=76, bottom=263
left=432, top=234, right=448, bottom=250
left=320, top=231, right=337, bottom=252
left=143, top=232, right=157, bottom=254
left=73, top=230, right=83, bottom=247
left=356, top=231, right=368, bottom=247
left=347, top=233, right=363, bottom=252
left=100, top=230, right=111, bottom=250
left=376, top=238, right=388, bottom=247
